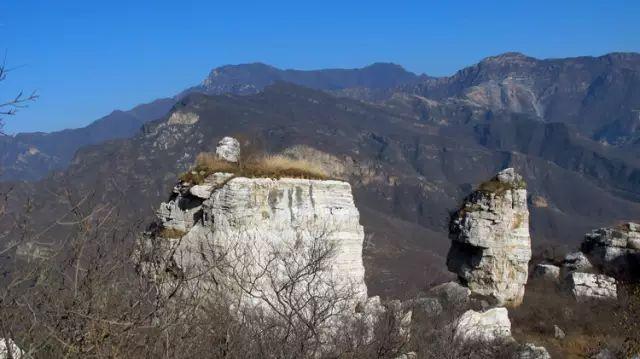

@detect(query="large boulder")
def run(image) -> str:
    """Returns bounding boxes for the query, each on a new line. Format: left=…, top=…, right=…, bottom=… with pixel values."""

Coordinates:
left=454, top=307, right=512, bottom=342
left=215, top=136, right=241, bottom=163
left=447, top=168, right=532, bottom=306
left=566, top=272, right=617, bottom=302
left=581, top=222, right=640, bottom=281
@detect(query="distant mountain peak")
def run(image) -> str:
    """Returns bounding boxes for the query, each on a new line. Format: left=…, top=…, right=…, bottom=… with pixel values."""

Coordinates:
left=190, top=62, right=421, bottom=97
left=480, top=52, right=536, bottom=64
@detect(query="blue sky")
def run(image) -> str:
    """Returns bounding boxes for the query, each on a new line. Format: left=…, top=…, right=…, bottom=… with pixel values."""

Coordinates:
left=1, top=0, right=638, bottom=134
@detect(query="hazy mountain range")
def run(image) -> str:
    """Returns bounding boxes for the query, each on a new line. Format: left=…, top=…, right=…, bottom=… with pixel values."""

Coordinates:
left=2, top=52, right=640, bottom=296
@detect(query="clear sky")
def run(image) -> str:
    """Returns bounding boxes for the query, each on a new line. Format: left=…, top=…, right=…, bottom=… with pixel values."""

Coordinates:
left=0, top=0, right=638, bottom=134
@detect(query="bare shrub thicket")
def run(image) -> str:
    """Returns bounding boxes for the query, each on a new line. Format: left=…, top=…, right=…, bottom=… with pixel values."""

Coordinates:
left=511, top=277, right=640, bottom=358
left=0, top=189, right=419, bottom=358
left=0, top=185, right=531, bottom=358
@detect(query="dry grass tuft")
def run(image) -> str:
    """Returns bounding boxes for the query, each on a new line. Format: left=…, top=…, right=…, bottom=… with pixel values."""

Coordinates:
left=249, top=155, right=328, bottom=180
left=179, top=152, right=328, bottom=185
left=478, top=178, right=525, bottom=194
left=159, top=227, right=188, bottom=239
left=179, top=153, right=238, bottom=184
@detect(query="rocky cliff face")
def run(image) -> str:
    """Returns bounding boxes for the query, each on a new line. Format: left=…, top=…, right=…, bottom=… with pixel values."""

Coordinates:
left=447, top=168, right=532, bottom=306
left=142, top=139, right=368, bottom=311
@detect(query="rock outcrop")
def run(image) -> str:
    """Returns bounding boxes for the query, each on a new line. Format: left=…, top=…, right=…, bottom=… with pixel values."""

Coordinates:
left=566, top=272, right=617, bottom=302
left=142, top=137, right=367, bottom=314
left=581, top=222, right=640, bottom=281
left=0, top=338, right=22, bottom=359
left=454, top=307, right=512, bottom=342
left=215, top=136, right=240, bottom=163
left=447, top=168, right=532, bottom=306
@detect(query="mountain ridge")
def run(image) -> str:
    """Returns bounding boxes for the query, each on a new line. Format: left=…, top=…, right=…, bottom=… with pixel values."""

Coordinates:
left=5, top=82, right=640, bottom=297
left=3, top=51, right=640, bottom=183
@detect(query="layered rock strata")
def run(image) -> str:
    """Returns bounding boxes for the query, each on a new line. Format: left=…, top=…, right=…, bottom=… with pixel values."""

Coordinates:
left=142, top=138, right=368, bottom=313
left=581, top=222, right=640, bottom=281
left=566, top=272, right=617, bottom=302
left=447, top=168, right=532, bottom=306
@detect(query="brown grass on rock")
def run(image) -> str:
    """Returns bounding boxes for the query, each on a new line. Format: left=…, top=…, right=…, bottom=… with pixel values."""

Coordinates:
left=179, top=152, right=328, bottom=185
left=478, top=176, right=526, bottom=195
left=159, top=227, right=188, bottom=239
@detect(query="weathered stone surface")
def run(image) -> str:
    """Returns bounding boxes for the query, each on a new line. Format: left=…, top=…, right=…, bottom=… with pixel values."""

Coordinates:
left=149, top=176, right=368, bottom=310
left=562, top=252, right=593, bottom=273
left=517, top=343, right=551, bottom=359
left=532, top=263, right=560, bottom=282
left=454, top=307, right=512, bottom=342
left=566, top=272, right=617, bottom=301
left=447, top=168, right=532, bottom=306
left=189, top=172, right=234, bottom=199
left=581, top=222, right=640, bottom=281
left=554, top=324, right=565, bottom=340
left=0, top=338, right=22, bottom=359
left=167, top=111, right=199, bottom=125
left=205, top=177, right=366, bottom=300
left=156, top=194, right=203, bottom=232
left=215, top=136, right=240, bottom=163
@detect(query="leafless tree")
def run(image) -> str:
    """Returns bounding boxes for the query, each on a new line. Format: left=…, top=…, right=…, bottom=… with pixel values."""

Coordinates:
left=0, top=183, right=523, bottom=358
left=0, top=54, right=38, bottom=133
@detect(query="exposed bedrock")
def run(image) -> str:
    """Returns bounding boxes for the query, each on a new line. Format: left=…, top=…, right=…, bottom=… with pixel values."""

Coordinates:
left=447, top=168, right=532, bottom=307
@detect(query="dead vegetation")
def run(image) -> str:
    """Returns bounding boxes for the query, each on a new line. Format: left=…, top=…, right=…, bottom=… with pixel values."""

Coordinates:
left=510, top=277, right=640, bottom=358
left=158, top=227, right=187, bottom=238
left=179, top=152, right=328, bottom=185
left=477, top=176, right=526, bottom=195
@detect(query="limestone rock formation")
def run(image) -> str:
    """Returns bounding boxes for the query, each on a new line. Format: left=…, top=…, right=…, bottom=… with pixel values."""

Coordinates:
left=0, top=338, right=22, bottom=359
left=202, top=176, right=368, bottom=300
left=142, top=138, right=368, bottom=316
left=566, top=272, right=617, bottom=302
left=149, top=176, right=368, bottom=307
left=447, top=168, right=532, bottom=306
left=581, top=222, right=640, bottom=281
left=215, top=136, right=240, bottom=163
left=454, top=307, right=513, bottom=342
